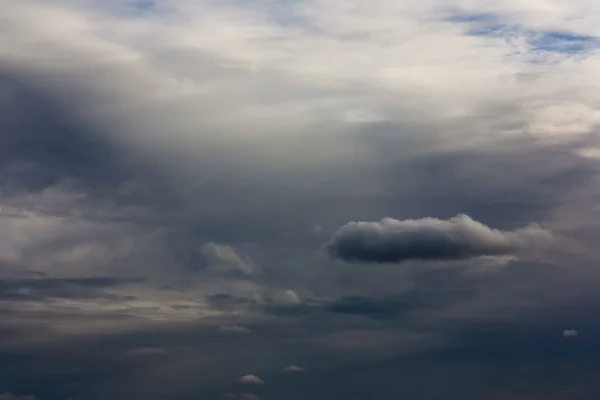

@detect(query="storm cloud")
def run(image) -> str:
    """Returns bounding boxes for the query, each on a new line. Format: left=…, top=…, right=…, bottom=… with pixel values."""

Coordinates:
left=2, top=0, right=600, bottom=399
left=325, top=214, right=552, bottom=264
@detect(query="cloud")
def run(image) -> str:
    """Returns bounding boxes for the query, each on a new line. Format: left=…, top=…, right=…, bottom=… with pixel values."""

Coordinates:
left=283, top=365, right=306, bottom=373
left=239, top=374, right=264, bottom=385
left=129, top=347, right=168, bottom=356
left=563, top=329, right=579, bottom=337
left=2, top=0, right=600, bottom=399
left=0, top=276, right=143, bottom=301
left=325, top=214, right=552, bottom=264
left=201, top=242, right=256, bottom=275
left=219, top=325, right=252, bottom=334
left=275, top=289, right=300, bottom=305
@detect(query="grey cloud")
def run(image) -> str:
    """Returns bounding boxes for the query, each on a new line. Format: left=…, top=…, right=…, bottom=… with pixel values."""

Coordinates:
left=219, top=325, right=252, bottom=334
left=201, top=242, right=256, bottom=276
left=0, top=395, right=37, bottom=400
left=238, top=375, right=264, bottom=385
left=282, top=365, right=305, bottom=373
left=0, top=276, right=143, bottom=301
left=325, top=214, right=552, bottom=264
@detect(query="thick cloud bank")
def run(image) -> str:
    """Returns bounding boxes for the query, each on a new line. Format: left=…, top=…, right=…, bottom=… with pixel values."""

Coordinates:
left=325, top=214, right=552, bottom=263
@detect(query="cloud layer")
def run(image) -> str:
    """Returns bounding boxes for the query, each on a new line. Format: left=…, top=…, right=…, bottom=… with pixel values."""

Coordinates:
left=325, top=214, right=552, bottom=263
left=2, top=0, right=600, bottom=399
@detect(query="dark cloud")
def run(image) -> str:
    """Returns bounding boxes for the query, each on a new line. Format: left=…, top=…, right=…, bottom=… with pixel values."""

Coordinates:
left=0, top=277, right=143, bottom=301
left=3, top=1, right=600, bottom=399
left=325, top=214, right=552, bottom=264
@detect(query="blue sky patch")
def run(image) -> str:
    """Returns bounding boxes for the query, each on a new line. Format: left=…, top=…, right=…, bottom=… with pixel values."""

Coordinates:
left=449, top=11, right=600, bottom=54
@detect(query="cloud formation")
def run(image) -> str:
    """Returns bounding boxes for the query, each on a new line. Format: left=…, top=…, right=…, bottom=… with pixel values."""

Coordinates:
left=239, top=375, right=264, bottom=385
left=325, top=214, right=552, bottom=263
left=201, top=242, right=256, bottom=275
left=282, top=365, right=306, bottom=373
left=2, top=0, right=600, bottom=399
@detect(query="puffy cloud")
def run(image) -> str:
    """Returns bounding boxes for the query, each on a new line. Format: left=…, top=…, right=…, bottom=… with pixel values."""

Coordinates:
left=219, top=325, right=252, bottom=334
left=563, top=329, right=579, bottom=338
left=276, top=289, right=300, bottom=305
left=325, top=214, right=552, bottom=264
left=201, top=242, right=256, bottom=275
left=283, top=365, right=306, bottom=373
left=239, top=374, right=264, bottom=385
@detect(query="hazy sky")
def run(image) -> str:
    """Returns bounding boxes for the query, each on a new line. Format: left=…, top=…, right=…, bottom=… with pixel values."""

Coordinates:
left=2, top=0, right=600, bottom=399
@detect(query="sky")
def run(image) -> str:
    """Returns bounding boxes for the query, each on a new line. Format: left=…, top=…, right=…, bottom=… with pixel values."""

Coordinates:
left=2, top=0, right=600, bottom=399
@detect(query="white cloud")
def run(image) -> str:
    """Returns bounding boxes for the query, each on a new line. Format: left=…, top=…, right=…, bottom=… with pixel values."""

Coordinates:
left=283, top=365, right=306, bottom=373
left=239, top=374, right=264, bottom=385
left=201, top=242, right=256, bottom=276
left=274, top=289, right=300, bottom=305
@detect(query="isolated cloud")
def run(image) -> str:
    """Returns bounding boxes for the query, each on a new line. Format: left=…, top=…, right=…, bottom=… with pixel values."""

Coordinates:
left=219, top=325, right=252, bottom=334
left=276, top=289, right=301, bottom=305
left=563, top=329, right=579, bottom=338
left=239, top=375, right=264, bottom=385
left=325, top=214, right=552, bottom=263
left=283, top=365, right=306, bottom=373
left=201, top=242, right=255, bottom=275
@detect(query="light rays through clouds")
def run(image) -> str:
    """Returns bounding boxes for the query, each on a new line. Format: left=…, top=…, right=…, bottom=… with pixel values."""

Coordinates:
left=2, top=0, right=600, bottom=399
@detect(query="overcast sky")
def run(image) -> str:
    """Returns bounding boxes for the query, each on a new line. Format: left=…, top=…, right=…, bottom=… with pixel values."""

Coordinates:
left=2, top=0, right=600, bottom=399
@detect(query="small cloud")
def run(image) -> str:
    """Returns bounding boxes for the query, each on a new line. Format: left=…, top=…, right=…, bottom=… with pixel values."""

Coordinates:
left=239, top=374, right=264, bottom=385
left=282, top=289, right=300, bottom=305
left=219, top=325, right=252, bottom=334
left=283, top=365, right=305, bottom=373
left=271, top=289, right=301, bottom=306
left=325, top=214, right=552, bottom=264
left=201, top=242, right=255, bottom=275
left=128, top=347, right=168, bottom=356
left=563, top=329, right=578, bottom=338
